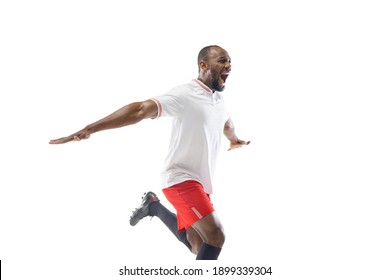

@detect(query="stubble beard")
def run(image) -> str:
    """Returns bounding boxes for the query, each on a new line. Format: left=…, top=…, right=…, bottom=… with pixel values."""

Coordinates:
left=211, top=71, right=225, bottom=92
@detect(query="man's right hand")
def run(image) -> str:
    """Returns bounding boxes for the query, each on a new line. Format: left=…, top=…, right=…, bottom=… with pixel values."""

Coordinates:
left=49, top=130, right=91, bottom=144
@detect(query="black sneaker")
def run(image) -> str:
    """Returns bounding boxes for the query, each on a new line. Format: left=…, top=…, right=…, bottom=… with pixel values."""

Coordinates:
left=129, top=191, right=160, bottom=226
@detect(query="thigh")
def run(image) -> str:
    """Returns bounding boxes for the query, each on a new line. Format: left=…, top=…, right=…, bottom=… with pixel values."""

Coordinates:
left=186, top=226, right=203, bottom=254
left=191, top=211, right=225, bottom=246
left=163, top=180, right=215, bottom=231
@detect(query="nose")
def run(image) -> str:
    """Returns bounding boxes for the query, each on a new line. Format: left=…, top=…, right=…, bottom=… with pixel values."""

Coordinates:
left=225, top=61, right=231, bottom=71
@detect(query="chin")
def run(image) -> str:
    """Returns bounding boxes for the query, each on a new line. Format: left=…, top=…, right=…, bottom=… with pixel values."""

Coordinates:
left=212, top=81, right=225, bottom=92
left=217, top=84, right=226, bottom=92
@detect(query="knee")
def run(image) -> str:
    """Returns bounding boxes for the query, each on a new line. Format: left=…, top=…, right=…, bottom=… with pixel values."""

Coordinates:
left=187, top=233, right=202, bottom=255
left=191, top=244, right=200, bottom=255
left=206, top=227, right=225, bottom=248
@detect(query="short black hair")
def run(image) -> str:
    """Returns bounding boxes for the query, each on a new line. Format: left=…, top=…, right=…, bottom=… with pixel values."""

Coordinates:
left=197, top=45, right=221, bottom=71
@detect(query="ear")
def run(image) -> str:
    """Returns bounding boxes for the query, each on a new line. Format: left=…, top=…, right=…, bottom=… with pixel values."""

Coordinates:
left=199, top=61, right=208, bottom=70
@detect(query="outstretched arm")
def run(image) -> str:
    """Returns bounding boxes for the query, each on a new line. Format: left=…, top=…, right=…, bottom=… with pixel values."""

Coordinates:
left=224, top=117, right=250, bottom=151
left=49, top=99, right=158, bottom=144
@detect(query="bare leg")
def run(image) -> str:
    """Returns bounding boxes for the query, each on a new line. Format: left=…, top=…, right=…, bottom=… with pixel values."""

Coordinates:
left=186, top=227, right=203, bottom=254
left=191, top=212, right=225, bottom=247
left=190, top=212, right=225, bottom=260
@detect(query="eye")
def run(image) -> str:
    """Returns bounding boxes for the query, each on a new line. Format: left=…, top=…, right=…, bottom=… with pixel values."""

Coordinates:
left=218, top=57, right=231, bottom=64
left=218, top=58, right=228, bottom=63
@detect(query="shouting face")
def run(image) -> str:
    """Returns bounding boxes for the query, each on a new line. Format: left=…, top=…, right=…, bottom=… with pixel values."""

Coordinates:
left=199, top=46, right=232, bottom=92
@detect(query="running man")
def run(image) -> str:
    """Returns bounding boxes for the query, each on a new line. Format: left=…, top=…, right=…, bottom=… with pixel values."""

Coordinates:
left=49, top=45, right=250, bottom=260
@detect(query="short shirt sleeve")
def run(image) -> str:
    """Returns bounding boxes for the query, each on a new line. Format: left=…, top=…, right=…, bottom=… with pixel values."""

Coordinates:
left=150, top=86, right=184, bottom=118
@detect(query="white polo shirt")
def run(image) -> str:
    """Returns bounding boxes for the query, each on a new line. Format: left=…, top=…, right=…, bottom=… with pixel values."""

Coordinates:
left=151, top=79, right=229, bottom=194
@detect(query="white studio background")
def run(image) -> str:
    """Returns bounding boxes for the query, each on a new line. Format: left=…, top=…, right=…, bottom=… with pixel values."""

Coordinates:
left=0, top=0, right=389, bottom=279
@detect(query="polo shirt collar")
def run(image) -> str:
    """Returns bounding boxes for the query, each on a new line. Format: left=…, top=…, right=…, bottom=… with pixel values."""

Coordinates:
left=193, top=79, right=214, bottom=94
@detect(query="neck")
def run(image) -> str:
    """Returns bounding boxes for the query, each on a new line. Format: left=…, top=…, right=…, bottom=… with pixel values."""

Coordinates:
left=194, top=79, right=213, bottom=93
left=197, top=76, right=213, bottom=91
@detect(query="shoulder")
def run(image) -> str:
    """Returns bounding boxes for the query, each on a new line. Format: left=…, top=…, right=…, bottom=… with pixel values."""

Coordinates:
left=166, top=81, right=194, bottom=96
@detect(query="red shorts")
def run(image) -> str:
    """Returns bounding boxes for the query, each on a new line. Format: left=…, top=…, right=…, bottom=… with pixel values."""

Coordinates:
left=162, top=180, right=214, bottom=232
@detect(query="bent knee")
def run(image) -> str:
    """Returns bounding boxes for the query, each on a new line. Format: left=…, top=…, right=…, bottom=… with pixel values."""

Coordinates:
left=206, top=227, right=225, bottom=248
left=187, top=232, right=202, bottom=255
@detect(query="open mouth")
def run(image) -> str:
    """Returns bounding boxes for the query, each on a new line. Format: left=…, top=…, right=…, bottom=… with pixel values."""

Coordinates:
left=220, top=73, right=229, bottom=83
